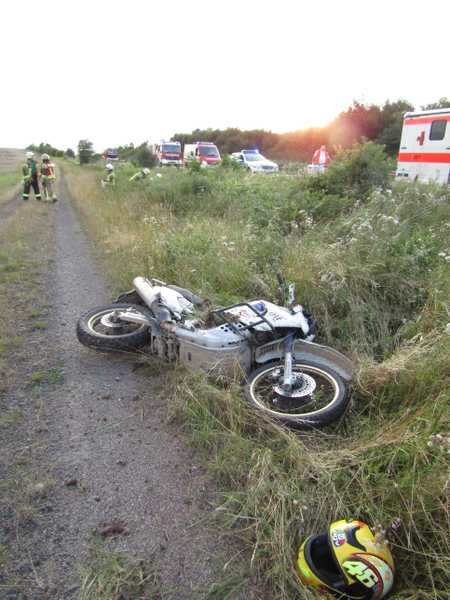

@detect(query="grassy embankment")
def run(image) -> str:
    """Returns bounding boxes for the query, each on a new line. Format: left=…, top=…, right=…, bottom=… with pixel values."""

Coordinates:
left=0, top=149, right=23, bottom=205
left=0, top=173, right=20, bottom=206
left=0, top=193, right=59, bottom=587
left=62, top=149, right=450, bottom=599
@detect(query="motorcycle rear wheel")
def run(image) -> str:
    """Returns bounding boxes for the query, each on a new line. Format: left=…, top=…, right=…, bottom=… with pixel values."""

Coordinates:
left=245, top=360, right=348, bottom=428
left=76, top=303, right=151, bottom=351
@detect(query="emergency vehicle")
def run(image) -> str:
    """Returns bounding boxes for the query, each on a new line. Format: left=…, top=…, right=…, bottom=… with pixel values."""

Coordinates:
left=396, top=108, right=450, bottom=184
left=183, top=142, right=221, bottom=166
left=149, top=141, right=183, bottom=167
left=231, top=149, right=279, bottom=173
left=103, top=148, right=119, bottom=161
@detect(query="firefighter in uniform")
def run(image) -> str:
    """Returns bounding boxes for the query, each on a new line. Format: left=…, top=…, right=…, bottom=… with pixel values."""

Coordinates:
left=40, top=153, right=57, bottom=202
left=22, top=151, right=41, bottom=201
left=101, top=163, right=115, bottom=188
left=129, top=167, right=150, bottom=182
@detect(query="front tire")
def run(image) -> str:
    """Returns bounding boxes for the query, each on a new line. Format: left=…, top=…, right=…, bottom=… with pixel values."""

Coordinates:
left=76, top=303, right=151, bottom=352
left=245, top=360, right=348, bottom=428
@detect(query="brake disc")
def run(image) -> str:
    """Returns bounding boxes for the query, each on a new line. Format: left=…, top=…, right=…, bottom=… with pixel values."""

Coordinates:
left=273, top=372, right=316, bottom=399
left=99, top=311, right=126, bottom=329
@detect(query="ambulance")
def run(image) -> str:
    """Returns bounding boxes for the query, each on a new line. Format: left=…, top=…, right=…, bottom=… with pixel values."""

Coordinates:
left=396, top=108, right=450, bottom=184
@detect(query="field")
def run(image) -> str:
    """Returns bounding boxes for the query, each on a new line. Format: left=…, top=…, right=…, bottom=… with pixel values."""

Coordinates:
left=0, top=148, right=23, bottom=204
left=62, top=146, right=450, bottom=599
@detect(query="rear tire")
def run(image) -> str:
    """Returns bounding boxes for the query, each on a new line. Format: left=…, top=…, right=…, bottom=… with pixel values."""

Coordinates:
left=76, top=303, right=151, bottom=352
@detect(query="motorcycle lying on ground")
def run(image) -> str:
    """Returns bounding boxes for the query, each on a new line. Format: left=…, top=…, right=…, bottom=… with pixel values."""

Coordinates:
left=76, top=275, right=353, bottom=428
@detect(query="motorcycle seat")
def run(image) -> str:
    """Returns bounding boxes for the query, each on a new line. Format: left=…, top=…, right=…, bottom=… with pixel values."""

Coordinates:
left=167, top=284, right=205, bottom=308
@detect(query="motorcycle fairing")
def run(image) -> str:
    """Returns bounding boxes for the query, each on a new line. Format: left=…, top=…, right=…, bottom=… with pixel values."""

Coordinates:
left=225, top=301, right=310, bottom=334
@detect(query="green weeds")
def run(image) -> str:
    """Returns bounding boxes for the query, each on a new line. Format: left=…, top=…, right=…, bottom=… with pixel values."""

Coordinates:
left=0, top=408, right=24, bottom=427
left=30, top=366, right=64, bottom=386
left=0, top=172, right=19, bottom=204
left=79, top=541, right=162, bottom=600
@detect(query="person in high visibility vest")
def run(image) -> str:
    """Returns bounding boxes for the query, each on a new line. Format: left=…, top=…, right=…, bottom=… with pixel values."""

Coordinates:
left=311, top=145, right=331, bottom=173
left=101, top=163, right=115, bottom=188
left=40, top=153, right=57, bottom=202
left=22, top=151, right=42, bottom=201
left=129, top=167, right=150, bottom=182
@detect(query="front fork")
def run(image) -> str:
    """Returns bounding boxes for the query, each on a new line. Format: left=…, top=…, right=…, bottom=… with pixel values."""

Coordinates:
left=282, top=334, right=295, bottom=391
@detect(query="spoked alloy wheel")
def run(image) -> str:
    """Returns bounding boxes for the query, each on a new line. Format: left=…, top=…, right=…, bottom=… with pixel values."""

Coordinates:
left=76, top=303, right=151, bottom=351
left=245, top=360, right=348, bottom=428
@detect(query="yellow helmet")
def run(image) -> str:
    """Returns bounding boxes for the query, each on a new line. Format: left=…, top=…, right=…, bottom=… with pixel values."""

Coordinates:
left=297, top=519, right=395, bottom=598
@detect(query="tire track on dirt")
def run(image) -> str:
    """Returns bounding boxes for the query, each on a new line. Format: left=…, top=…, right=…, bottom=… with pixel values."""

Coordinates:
left=20, top=175, right=225, bottom=597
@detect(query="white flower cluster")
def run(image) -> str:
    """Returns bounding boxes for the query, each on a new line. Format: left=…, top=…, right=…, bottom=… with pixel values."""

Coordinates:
left=380, top=215, right=400, bottom=225
left=438, top=251, right=450, bottom=263
left=427, top=433, right=450, bottom=454
left=143, top=215, right=159, bottom=225
left=220, top=235, right=236, bottom=251
left=353, top=219, right=373, bottom=231
left=296, top=209, right=314, bottom=229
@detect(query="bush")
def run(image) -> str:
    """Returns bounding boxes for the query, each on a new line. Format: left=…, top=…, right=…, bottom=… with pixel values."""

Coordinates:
left=219, top=155, right=242, bottom=171
left=78, top=139, right=94, bottom=165
left=135, top=144, right=157, bottom=168
left=304, top=141, right=392, bottom=200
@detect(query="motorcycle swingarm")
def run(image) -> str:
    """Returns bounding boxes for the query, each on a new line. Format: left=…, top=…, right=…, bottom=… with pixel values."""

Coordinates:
left=114, top=309, right=161, bottom=333
left=255, top=338, right=354, bottom=382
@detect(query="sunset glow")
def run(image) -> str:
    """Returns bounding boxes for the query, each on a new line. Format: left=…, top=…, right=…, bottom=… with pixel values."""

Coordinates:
left=1, top=0, right=448, bottom=150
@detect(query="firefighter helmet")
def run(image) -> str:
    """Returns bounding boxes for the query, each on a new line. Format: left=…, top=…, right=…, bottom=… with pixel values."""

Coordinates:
left=297, top=519, right=394, bottom=598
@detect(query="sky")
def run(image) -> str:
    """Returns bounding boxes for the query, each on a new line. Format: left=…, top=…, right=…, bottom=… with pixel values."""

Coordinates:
left=1, top=0, right=449, bottom=152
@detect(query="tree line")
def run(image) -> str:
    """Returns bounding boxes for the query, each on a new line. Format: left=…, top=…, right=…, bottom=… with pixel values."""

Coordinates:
left=29, top=97, right=450, bottom=165
left=26, top=142, right=75, bottom=159
left=173, top=97, right=450, bottom=161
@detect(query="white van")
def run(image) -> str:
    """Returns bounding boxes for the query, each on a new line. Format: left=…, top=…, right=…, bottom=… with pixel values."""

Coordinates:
left=396, top=108, right=450, bottom=184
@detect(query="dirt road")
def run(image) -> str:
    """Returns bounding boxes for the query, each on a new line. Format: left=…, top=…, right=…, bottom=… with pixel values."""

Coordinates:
left=0, top=175, right=231, bottom=598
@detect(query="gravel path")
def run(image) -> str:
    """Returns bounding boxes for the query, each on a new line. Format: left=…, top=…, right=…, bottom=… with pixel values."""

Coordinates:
left=1, top=176, right=227, bottom=598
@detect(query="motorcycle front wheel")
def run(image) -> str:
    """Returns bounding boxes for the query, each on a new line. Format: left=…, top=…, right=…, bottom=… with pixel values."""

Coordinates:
left=76, top=303, right=151, bottom=351
left=245, top=360, right=349, bottom=428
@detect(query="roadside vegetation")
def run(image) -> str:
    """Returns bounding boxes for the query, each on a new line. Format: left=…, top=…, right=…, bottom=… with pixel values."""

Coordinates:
left=0, top=198, right=59, bottom=593
left=0, top=173, right=19, bottom=203
left=62, top=144, right=450, bottom=599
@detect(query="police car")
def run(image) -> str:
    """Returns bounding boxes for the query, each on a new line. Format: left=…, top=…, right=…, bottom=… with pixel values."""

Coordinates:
left=231, top=149, right=279, bottom=173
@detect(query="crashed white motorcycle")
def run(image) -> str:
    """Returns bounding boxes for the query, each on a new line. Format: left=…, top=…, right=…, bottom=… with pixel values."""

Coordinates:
left=76, top=276, right=353, bottom=428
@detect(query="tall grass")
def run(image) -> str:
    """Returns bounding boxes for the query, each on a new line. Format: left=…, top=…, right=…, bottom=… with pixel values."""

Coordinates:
left=62, top=153, right=450, bottom=598
left=0, top=172, right=19, bottom=204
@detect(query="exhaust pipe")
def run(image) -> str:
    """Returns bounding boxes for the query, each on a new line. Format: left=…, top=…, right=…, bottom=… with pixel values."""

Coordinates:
left=133, top=276, right=158, bottom=308
left=133, top=277, right=172, bottom=323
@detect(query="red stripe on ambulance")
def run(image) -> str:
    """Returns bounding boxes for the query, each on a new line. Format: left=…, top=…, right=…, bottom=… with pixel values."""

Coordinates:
left=398, top=153, right=450, bottom=164
left=404, top=116, right=450, bottom=126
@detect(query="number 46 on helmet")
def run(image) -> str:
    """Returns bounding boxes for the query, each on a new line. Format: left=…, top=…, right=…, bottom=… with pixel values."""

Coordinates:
left=297, top=519, right=395, bottom=598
